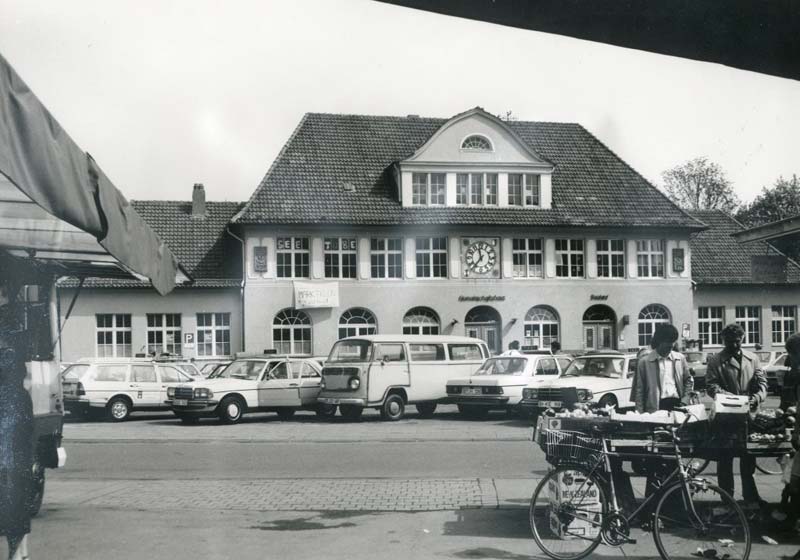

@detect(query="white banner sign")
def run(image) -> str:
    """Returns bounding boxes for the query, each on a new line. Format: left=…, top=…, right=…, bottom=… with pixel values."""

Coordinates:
left=294, top=281, right=339, bottom=309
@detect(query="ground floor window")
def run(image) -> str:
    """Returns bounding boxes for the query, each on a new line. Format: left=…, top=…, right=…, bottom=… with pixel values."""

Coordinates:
left=524, top=306, right=559, bottom=349
left=197, top=313, right=231, bottom=356
left=95, top=314, right=132, bottom=357
left=698, top=306, right=724, bottom=346
left=637, top=304, right=670, bottom=347
left=735, top=306, right=761, bottom=346
left=146, top=313, right=182, bottom=355
left=338, top=307, right=377, bottom=339
left=772, top=305, right=796, bottom=345
left=273, top=309, right=311, bottom=354
left=402, top=307, right=440, bottom=335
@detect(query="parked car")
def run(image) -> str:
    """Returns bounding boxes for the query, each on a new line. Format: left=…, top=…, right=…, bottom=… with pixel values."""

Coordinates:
left=317, top=335, right=489, bottom=421
left=166, top=355, right=336, bottom=424
left=684, top=351, right=713, bottom=392
left=196, top=360, right=232, bottom=378
left=446, top=352, right=572, bottom=417
left=765, top=352, right=790, bottom=394
left=519, top=350, right=638, bottom=414
left=62, top=358, right=196, bottom=421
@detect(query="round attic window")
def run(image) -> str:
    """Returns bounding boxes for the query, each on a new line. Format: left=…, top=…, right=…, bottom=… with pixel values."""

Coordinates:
left=461, top=135, right=492, bottom=151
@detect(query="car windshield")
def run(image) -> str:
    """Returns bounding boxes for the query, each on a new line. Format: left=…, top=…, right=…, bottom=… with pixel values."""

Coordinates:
left=685, top=352, right=704, bottom=363
left=175, top=364, right=202, bottom=377
left=206, top=363, right=228, bottom=378
left=475, top=357, right=528, bottom=376
left=563, top=357, right=624, bottom=378
left=216, top=360, right=265, bottom=380
left=327, top=340, right=372, bottom=363
left=62, top=363, right=90, bottom=381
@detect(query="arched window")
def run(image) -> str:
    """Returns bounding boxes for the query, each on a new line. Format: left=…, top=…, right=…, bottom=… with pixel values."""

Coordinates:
left=402, top=307, right=440, bottom=335
left=461, top=134, right=492, bottom=151
left=338, top=308, right=378, bottom=339
left=524, top=306, right=560, bottom=350
left=638, top=304, right=671, bottom=347
left=273, top=309, right=312, bottom=355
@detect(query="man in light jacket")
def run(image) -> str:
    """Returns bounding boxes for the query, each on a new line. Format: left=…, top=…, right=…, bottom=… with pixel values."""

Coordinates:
left=633, top=324, right=693, bottom=413
left=706, top=323, right=767, bottom=508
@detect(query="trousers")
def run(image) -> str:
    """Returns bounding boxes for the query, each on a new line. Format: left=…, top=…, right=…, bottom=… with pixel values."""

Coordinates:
left=717, top=454, right=759, bottom=501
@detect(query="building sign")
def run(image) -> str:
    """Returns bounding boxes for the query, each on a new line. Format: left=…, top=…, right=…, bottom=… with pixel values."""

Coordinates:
left=589, top=294, right=608, bottom=301
left=253, top=246, right=268, bottom=272
left=458, top=295, right=506, bottom=302
left=460, top=237, right=500, bottom=278
left=751, top=255, right=787, bottom=282
left=672, top=248, right=685, bottom=273
left=184, top=332, right=195, bottom=349
left=682, top=323, right=691, bottom=339
left=294, top=281, right=339, bottom=309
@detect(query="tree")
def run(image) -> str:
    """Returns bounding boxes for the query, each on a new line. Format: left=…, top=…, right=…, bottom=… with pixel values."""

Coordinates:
left=661, top=157, right=740, bottom=213
left=736, top=174, right=800, bottom=227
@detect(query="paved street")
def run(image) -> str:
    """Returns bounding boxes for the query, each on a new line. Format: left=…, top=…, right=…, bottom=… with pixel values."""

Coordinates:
left=11, top=405, right=800, bottom=559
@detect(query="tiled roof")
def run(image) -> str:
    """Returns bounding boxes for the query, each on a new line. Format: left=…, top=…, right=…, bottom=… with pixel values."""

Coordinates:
left=235, top=111, right=703, bottom=228
left=689, top=210, right=800, bottom=284
left=130, top=200, right=243, bottom=279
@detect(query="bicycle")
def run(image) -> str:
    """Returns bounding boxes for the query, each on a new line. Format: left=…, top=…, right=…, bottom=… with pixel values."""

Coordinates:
left=529, top=408, right=751, bottom=560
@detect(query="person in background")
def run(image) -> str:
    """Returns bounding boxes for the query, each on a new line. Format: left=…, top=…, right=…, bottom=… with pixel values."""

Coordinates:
left=501, top=340, right=522, bottom=356
left=706, top=323, right=767, bottom=509
left=0, top=283, right=33, bottom=560
left=549, top=341, right=561, bottom=355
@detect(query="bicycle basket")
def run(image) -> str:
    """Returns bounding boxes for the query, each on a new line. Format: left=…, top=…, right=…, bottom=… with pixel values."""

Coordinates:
left=541, top=429, right=603, bottom=461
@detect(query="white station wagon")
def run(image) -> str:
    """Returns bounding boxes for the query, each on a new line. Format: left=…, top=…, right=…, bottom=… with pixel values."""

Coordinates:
left=166, top=355, right=335, bottom=424
left=446, top=353, right=572, bottom=417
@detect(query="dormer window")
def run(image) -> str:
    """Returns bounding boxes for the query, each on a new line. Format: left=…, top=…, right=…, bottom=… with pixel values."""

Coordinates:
left=456, top=173, right=498, bottom=206
left=412, top=173, right=446, bottom=205
left=508, top=174, right=541, bottom=207
left=461, top=134, right=492, bottom=151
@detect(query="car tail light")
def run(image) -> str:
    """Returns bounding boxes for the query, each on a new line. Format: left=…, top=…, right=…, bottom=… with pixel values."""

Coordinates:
left=77, top=382, right=85, bottom=396
left=483, top=386, right=504, bottom=395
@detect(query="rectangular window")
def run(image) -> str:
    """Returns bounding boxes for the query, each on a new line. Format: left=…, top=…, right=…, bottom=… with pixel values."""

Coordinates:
left=484, top=173, right=498, bottom=205
left=415, top=236, right=448, bottom=278
left=95, top=314, right=132, bottom=358
left=469, top=173, right=483, bottom=205
left=456, top=174, right=469, bottom=205
left=146, top=313, right=182, bottom=355
left=596, top=239, right=625, bottom=278
left=555, top=239, right=584, bottom=278
left=196, top=313, right=231, bottom=357
left=735, top=306, right=761, bottom=346
left=508, top=174, right=540, bottom=206
left=772, top=305, right=796, bottom=345
left=636, top=239, right=664, bottom=277
left=512, top=238, right=543, bottom=278
left=524, top=174, right=540, bottom=206
left=409, top=343, right=446, bottom=361
left=324, top=237, right=357, bottom=279
left=448, top=344, right=483, bottom=361
left=370, top=237, right=403, bottom=279
left=508, top=174, right=523, bottom=206
left=276, top=237, right=310, bottom=278
left=698, top=306, right=724, bottom=346
left=411, top=173, right=445, bottom=205
left=429, top=173, right=445, bottom=205
left=412, top=173, right=427, bottom=205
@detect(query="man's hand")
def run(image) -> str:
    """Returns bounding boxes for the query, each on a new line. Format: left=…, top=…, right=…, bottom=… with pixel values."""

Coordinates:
left=748, top=395, right=758, bottom=411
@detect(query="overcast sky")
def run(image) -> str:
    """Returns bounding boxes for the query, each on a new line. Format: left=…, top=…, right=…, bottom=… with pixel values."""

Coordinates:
left=1, top=0, right=798, bottom=205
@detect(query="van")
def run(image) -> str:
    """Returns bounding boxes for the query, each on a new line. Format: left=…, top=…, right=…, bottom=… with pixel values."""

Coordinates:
left=317, top=335, right=489, bottom=421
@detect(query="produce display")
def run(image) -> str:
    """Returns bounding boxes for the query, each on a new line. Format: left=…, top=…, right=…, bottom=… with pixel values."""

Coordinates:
left=748, top=406, right=795, bottom=443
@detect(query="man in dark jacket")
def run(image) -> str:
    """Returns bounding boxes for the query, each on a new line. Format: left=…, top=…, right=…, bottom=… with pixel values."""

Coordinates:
left=706, top=323, right=767, bottom=507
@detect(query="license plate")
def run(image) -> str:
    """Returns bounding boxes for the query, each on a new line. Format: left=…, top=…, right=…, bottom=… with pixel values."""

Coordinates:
left=463, top=387, right=482, bottom=396
left=174, top=399, right=188, bottom=406
left=538, top=400, right=561, bottom=408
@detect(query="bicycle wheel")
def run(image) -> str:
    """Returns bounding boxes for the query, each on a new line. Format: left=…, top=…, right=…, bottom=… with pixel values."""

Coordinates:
left=529, top=465, right=607, bottom=560
left=653, top=480, right=751, bottom=560
left=755, top=456, right=782, bottom=475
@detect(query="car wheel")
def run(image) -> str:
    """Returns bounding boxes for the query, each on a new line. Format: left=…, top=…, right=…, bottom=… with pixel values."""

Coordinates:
left=415, top=402, right=437, bottom=418
left=380, top=394, right=405, bottom=421
left=315, top=403, right=337, bottom=418
left=339, top=404, right=363, bottom=421
left=107, top=397, right=131, bottom=422
left=598, top=394, right=618, bottom=410
left=27, top=462, right=45, bottom=517
left=276, top=408, right=295, bottom=421
left=218, top=396, right=246, bottom=424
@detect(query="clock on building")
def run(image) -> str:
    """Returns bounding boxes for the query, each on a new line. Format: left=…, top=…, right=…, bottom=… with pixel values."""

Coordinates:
left=462, top=238, right=500, bottom=277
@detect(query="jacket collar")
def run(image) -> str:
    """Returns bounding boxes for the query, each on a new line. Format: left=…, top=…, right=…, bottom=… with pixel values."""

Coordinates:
left=719, top=348, right=755, bottom=363
left=646, top=349, right=680, bottom=362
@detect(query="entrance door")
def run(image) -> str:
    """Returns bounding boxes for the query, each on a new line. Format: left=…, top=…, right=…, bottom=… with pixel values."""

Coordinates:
left=467, top=325, right=499, bottom=354
left=582, top=305, right=617, bottom=351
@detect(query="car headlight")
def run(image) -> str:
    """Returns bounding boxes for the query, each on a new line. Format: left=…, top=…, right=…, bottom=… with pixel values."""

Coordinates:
left=194, top=387, right=213, bottom=399
left=524, top=389, right=538, bottom=399
left=576, top=389, right=593, bottom=401
left=348, top=377, right=360, bottom=390
left=320, top=378, right=326, bottom=389
left=167, top=387, right=175, bottom=398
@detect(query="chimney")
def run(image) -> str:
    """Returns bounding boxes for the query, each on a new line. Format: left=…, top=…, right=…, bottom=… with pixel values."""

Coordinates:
left=192, top=183, right=206, bottom=218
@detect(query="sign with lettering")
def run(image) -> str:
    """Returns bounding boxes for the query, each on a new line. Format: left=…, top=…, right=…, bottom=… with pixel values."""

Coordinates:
left=253, top=246, right=268, bottom=272
left=672, top=248, right=685, bottom=273
left=458, top=295, right=506, bottom=302
left=184, top=332, right=195, bottom=349
left=590, top=295, right=608, bottom=301
left=751, top=255, right=787, bottom=282
left=294, top=281, right=339, bottom=309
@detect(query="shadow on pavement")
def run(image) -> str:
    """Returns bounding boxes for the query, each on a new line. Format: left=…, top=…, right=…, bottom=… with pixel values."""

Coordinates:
left=443, top=508, right=531, bottom=540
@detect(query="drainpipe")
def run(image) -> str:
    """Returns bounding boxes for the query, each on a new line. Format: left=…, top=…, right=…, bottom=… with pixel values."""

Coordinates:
left=226, top=226, right=246, bottom=353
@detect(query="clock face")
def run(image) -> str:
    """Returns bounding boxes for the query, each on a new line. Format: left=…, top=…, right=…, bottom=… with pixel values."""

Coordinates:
left=464, top=241, right=497, bottom=275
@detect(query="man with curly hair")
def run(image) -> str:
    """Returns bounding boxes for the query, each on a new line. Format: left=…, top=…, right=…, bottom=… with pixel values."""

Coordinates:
left=706, top=322, right=767, bottom=508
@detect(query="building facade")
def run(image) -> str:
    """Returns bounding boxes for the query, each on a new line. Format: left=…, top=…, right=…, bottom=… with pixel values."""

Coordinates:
left=232, top=108, right=703, bottom=356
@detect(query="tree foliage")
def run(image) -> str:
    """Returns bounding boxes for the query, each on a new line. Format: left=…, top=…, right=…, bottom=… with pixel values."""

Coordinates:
left=736, top=174, right=800, bottom=227
left=661, top=157, right=740, bottom=213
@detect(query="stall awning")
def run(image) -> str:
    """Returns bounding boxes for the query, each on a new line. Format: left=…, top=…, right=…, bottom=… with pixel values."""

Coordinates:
left=0, top=53, right=181, bottom=295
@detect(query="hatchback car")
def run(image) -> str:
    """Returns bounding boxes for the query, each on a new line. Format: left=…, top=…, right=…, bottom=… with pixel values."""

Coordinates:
left=166, top=355, right=336, bottom=424
left=519, top=350, right=638, bottom=414
left=684, top=351, right=713, bottom=392
left=446, top=353, right=572, bottom=417
left=765, top=353, right=790, bottom=394
left=62, top=359, right=196, bottom=421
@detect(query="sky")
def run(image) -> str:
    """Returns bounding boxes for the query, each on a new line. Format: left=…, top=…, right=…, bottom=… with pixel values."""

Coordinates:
left=1, top=0, right=798, bottom=205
